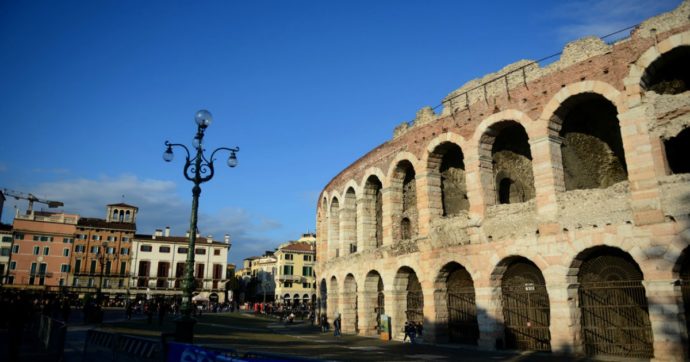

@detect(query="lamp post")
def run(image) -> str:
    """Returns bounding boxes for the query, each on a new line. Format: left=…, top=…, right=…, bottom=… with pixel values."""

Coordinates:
left=97, top=241, right=116, bottom=305
left=163, top=109, right=239, bottom=343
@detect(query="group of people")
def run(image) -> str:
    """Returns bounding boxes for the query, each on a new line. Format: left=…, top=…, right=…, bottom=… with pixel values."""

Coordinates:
left=403, top=320, right=423, bottom=344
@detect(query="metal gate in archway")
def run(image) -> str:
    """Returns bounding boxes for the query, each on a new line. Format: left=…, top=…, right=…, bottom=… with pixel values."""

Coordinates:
left=578, top=252, right=654, bottom=359
left=501, top=261, right=551, bottom=351
left=406, top=273, right=423, bottom=324
left=447, top=268, right=478, bottom=344
left=376, top=279, right=385, bottom=333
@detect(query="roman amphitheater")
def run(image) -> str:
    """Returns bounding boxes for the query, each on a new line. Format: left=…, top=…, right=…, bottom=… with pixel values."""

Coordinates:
left=315, top=2, right=690, bottom=360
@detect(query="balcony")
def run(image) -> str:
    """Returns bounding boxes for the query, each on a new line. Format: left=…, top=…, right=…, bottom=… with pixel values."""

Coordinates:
left=278, top=274, right=303, bottom=282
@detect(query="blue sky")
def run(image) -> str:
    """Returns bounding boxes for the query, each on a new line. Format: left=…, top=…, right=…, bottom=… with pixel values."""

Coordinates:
left=0, top=0, right=680, bottom=266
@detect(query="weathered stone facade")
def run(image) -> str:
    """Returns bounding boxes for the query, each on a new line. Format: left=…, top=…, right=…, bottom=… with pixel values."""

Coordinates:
left=316, top=2, right=690, bottom=360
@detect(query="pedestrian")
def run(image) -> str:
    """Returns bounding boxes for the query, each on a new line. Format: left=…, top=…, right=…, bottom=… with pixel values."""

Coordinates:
left=333, top=314, right=341, bottom=337
left=403, top=321, right=412, bottom=343
left=321, top=314, right=328, bottom=332
left=126, top=302, right=133, bottom=320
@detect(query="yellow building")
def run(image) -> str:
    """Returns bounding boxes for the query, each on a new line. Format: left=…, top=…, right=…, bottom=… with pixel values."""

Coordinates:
left=274, top=233, right=316, bottom=306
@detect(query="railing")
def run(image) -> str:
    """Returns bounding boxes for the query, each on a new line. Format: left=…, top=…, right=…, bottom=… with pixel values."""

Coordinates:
left=30, top=314, right=66, bottom=360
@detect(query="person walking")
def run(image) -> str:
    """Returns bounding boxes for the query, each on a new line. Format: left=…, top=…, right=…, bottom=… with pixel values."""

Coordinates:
left=333, top=314, right=342, bottom=337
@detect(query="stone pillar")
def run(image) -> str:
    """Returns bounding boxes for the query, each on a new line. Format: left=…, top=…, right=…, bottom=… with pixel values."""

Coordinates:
left=340, top=201, right=356, bottom=255
left=356, top=197, right=367, bottom=252
left=416, top=172, right=439, bottom=237
left=618, top=103, right=665, bottom=226
left=341, top=288, right=357, bottom=334
left=643, top=280, right=687, bottom=361
left=381, top=187, right=396, bottom=246
left=475, top=285, right=502, bottom=350
left=359, top=290, right=378, bottom=336
left=545, top=282, right=576, bottom=354
left=389, top=289, right=407, bottom=341
left=465, top=154, right=492, bottom=219
left=528, top=134, right=564, bottom=226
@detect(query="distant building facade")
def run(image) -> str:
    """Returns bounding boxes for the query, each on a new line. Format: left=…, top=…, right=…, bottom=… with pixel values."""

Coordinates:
left=274, top=233, right=316, bottom=306
left=0, top=223, right=14, bottom=284
left=131, top=228, right=231, bottom=303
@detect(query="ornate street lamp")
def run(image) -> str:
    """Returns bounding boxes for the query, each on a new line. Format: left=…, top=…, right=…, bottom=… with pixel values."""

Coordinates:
left=97, top=241, right=116, bottom=304
left=163, top=109, right=239, bottom=343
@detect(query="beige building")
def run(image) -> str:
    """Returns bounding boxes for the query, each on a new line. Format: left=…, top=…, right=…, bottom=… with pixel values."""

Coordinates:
left=131, top=228, right=231, bottom=303
left=274, top=233, right=317, bottom=306
left=316, top=3, right=690, bottom=360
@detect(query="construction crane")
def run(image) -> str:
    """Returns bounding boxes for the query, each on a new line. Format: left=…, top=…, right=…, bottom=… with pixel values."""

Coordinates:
left=1, top=188, right=64, bottom=212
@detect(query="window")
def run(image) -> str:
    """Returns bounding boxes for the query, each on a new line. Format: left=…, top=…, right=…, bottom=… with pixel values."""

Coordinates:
left=120, top=261, right=127, bottom=276
left=63, top=237, right=74, bottom=243
left=214, top=249, right=221, bottom=256
left=33, top=246, right=40, bottom=255
left=284, top=281, right=293, bottom=288
left=90, top=246, right=99, bottom=253
left=74, top=259, right=81, bottom=273
left=285, top=254, right=293, bottom=260
left=283, top=265, right=293, bottom=275
left=302, top=266, right=313, bottom=277
left=303, top=283, right=311, bottom=288
left=0, top=247, right=9, bottom=256
left=303, top=255, right=313, bottom=261
left=107, top=247, right=115, bottom=254
left=195, top=248, right=206, bottom=255
left=33, top=235, right=40, bottom=241
left=178, top=247, right=188, bottom=254
left=76, top=234, right=87, bottom=240
left=63, top=248, right=70, bottom=257
left=30, top=262, right=37, bottom=275
left=120, top=248, right=129, bottom=255
left=9, top=261, right=16, bottom=270
left=75, top=245, right=85, bottom=253
left=159, top=246, right=171, bottom=253
left=92, top=235, right=101, bottom=241
left=59, top=278, right=65, bottom=286
left=43, top=246, right=49, bottom=255
left=41, top=236, right=52, bottom=242
left=122, top=237, right=129, bottom=242
left=73, top=278, right=80, bottom=287
left=2, top=236, right=11, bottom=242
left=107, top=236, right=117, bottom=242
left=14, top=233, right=24, bottom=240
left=87, top=278, right=94, bottom=287
left=90, top=260, right=97, bottom=274
left=12, top=244, right=19, bottom=253
left=140, top=245, right=152, bottom=252
left=61, top=264, right=70, bottom=273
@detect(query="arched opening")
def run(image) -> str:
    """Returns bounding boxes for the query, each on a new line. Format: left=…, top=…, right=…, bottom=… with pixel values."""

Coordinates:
left=343, top=187, right=358, bottom=254
left=363, top=176, right=383, bottom=249
left=364, top=271, right=384, bottom=336
left=329, top=198, right=340, bottom=258
left=319, top=198, right=328, bottom=260
left=393, top=267, right=423, bottom=340
left=435, top=262, right=478, bottom=345
left=576, top=246, right=653, bottom=358
left=343, top=274, right=359, bottom=334
left=679, top=247, right=690, bottom=355
left=112, top=209, right=119, bottom=221
left=429, top=142, right=468, bottom=216
left=125, top=210, right=131, bottom=222
left=552, top=93, right=627, bottom=190
left=664, top=128, right=690, bottom=174
left=642, top=45, right=690, bottom=95
left=498, top=257, right=551, bottom=351
left=119, top=210, right=125, bottom=222
left=485, top=121, right=535, bottom=204
left=400, top=218, right=411, bottom=240
left=392, top=160, right=418, bottom=242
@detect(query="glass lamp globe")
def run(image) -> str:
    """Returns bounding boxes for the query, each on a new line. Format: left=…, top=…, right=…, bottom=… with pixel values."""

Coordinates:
left=195, top=109, right=213, bottom=128
left=192, top=135, right=202, bottom=149
left=163, top=147, right=174, bottom=162
left=227, top=152, right=238, bottom=168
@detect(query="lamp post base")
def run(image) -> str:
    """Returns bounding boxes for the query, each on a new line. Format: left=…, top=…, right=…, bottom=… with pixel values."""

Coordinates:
left=174, top=316, right=197, bottom=343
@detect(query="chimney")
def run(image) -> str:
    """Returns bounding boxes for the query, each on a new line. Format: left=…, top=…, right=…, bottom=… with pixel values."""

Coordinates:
left=207, top=235, right=212, bottom=244
left=164, top=226, right=170, bottom=237
left=155, top=229, right=162, bottom=236
left=224, top=234, right=230, bottom=244
left=185, top=231, right=190, bottom=238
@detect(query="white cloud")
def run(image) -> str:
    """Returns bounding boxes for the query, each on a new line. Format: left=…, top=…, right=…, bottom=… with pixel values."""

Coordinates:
left=551, top=0, right=680, bottom=42
left=3, top=174, right=281, bottom=265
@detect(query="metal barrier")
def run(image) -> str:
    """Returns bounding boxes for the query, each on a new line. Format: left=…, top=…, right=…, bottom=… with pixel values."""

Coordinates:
left=32, top=314, right=67, bottom=360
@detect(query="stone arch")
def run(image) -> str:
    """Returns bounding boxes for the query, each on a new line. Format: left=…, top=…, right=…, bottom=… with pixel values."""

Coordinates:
left=664, top=127, right=690, bottom=174
left=343, top=274, right=358, bottom=334
left=568, top=245, right=653, bottom=359
left=363, top=270, right=385, bottom=336
left=549, top=92, right=628, bottom=190
left=492, top=256, right=551, bottom=351
left=478, top=120, right=535, bottom=205
left=361, top=174, right=383, bottom=250
left=329, top=196, right=341, bottom=259
left=389, top=158, right=419, bottom=242
left=342, top=187, right=358, bottom=254
left=627, top=31, right=690, bottom=95
left=426, top=137, right=469, bottom=217
left=433, top=261, right=479, bottom=345
left=540, top=81, right=624, bottom=131
left=392, top=266, right=424, bottom=340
